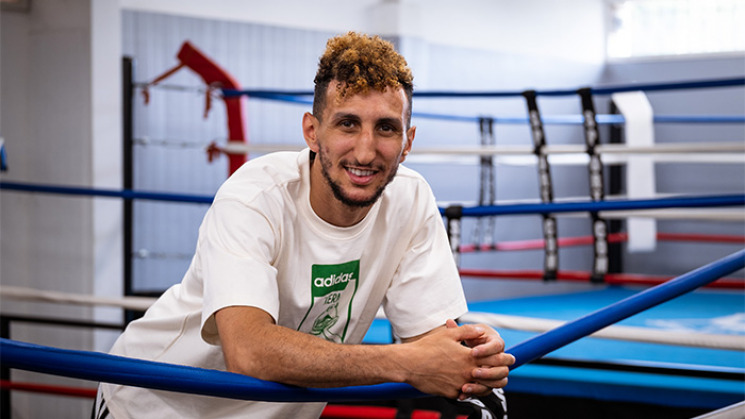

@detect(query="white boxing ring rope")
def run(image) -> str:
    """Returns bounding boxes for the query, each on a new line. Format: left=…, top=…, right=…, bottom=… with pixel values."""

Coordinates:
left=457, top=312, right=745, bottom=351
left=218, top=141, right=745, bottom=165
left=1, top=284, right=743, bottom=351
left=220, top=141, right=745, bottom=157
left=0, top=285, right=156, bottom=312
left=215, top=141, right=745, bottom=222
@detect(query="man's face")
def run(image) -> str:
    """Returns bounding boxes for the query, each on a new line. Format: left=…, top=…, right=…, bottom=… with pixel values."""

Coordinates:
left=303, top=83, right=415, bottom=223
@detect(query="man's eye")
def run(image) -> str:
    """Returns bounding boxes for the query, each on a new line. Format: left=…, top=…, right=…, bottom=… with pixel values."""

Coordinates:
left=379, top=124, right=398, bottom=134
left=340, top=120, right=355, bottom=128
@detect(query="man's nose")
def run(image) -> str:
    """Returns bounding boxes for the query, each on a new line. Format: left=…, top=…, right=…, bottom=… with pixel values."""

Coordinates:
left=353, top=127, right=376, bottom=165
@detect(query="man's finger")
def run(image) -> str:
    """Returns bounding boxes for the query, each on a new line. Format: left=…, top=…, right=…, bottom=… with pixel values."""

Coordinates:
left=452, top=324, right=487, bottom=341
left=472, top=365, right=511, bottom=384
left=470, top=338, right=507, bottom=358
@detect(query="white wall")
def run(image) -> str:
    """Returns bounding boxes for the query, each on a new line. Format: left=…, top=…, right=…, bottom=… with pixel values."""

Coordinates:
left=120, top=0, right=607, bottom=63
left=1, top=0, right=122, bottom=416
left=91, top=0, right=124, bottom=353
left=2, top=0, right=93, bottom=315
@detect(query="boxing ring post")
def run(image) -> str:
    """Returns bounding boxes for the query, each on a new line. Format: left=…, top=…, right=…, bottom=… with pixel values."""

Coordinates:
left=122, top=56, right=136, bottom=324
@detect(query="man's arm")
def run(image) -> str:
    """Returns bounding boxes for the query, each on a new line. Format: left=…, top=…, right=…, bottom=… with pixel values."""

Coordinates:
left=215, top=306, right=501, bottom=399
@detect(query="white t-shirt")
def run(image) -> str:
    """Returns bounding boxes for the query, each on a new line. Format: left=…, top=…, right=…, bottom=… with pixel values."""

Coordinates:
left=101, top=149, right=467, bottom=418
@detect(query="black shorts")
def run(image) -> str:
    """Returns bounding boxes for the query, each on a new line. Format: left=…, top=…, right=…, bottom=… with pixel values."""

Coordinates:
left=90, top=389, right=111, bottom=419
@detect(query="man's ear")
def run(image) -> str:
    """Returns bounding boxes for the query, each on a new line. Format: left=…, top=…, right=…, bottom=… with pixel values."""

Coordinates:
left=400, top=125, right=416, bottom=163
left=302, top=112, right=320, bottom=152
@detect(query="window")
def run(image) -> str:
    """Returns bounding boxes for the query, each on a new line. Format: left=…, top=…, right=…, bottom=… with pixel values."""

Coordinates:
left=607, top=0, right=745, bottom=59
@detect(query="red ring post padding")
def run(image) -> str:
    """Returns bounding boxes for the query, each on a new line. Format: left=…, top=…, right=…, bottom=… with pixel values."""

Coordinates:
left=143, top=41, right=247, bottom=175
left=175, top=41, right=247, bottom=175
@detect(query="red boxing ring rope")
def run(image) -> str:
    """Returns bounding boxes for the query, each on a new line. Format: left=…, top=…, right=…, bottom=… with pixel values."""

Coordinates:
left=458, top=268, right=744, bottom=289
left=0, top=380, right=454, bottom=419
left=0, top=379, right=450, bottom=419
left=0, top=379, right=97, bottom=399
left=458, top=232, right=745, bottom=253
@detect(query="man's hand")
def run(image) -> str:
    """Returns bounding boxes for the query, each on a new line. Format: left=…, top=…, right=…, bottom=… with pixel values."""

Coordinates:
left=445, top=319, right=514, bottom=399
left=401, top=322, right=503, bottom=399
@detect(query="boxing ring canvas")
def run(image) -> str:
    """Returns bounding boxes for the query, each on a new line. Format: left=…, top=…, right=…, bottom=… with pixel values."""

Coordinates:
left=364, top=285, right=745, bottom=410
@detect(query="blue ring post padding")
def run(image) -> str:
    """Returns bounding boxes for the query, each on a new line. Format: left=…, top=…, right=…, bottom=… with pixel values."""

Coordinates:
left=0, top=250, right=742, bottom=402
left=507, top=248, right=745, bottom=369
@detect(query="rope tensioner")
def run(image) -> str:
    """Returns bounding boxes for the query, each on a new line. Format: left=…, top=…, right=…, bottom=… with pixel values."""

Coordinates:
left=523, top=90, right=559, bottom=280
left=471, top=117, right=497, bottom=253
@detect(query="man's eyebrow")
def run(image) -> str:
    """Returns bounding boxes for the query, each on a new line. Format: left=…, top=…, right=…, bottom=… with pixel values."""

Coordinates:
left=330, top=112, right=361, bottom=122
left=377, top=117, right=403, bottom=129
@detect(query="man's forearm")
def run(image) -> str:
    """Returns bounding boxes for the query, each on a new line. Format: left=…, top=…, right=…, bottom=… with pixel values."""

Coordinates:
left=214, top=305, right=496, bottom=398
left=216, top=306, right=410, bottom=388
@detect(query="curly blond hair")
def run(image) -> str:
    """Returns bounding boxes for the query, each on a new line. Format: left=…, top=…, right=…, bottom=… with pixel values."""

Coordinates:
left=313, top=32, right=414, bottom=126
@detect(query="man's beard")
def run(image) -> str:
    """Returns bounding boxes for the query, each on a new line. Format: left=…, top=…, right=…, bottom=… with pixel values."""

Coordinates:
left=317, top=147, right=399, bottom=208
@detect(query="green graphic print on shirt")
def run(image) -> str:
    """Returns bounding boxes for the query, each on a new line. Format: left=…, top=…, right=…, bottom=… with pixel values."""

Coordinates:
left=297, top=260, right=360, bottom=343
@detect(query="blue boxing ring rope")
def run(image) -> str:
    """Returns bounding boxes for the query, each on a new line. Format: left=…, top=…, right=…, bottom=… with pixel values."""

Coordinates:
left=1, top=249, right=742, bottom=403
left=1, top=180, right=744, bottom=215
left=221, top=77, right=745, bottom=99
left=132, top=76, right=745, bottom=124
left=215, top=77, right=745, bottom=124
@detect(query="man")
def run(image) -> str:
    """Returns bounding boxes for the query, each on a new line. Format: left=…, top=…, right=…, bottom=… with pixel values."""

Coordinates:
left=96, top=32, right=513, bottom=419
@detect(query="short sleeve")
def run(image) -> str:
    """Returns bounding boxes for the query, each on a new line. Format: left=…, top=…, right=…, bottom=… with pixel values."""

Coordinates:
left=382, top=190, right=468, bottom=339
left=199, top=198, right=281, bottom=344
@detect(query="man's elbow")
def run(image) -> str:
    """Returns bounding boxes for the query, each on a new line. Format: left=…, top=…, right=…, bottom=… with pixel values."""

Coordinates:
left=223, top=349, right=275, bottom=381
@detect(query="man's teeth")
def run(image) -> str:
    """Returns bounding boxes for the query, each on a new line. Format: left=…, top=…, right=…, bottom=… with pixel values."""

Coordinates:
left=348, top=168, right=374, bottom=176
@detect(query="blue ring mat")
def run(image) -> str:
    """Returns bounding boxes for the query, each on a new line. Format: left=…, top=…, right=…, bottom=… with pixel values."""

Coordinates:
left=363, top=286, right=745, bottom=409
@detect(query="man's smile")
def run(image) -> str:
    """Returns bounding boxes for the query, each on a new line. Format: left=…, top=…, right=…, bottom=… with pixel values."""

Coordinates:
left=346, top=166, right=378, bottom=184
